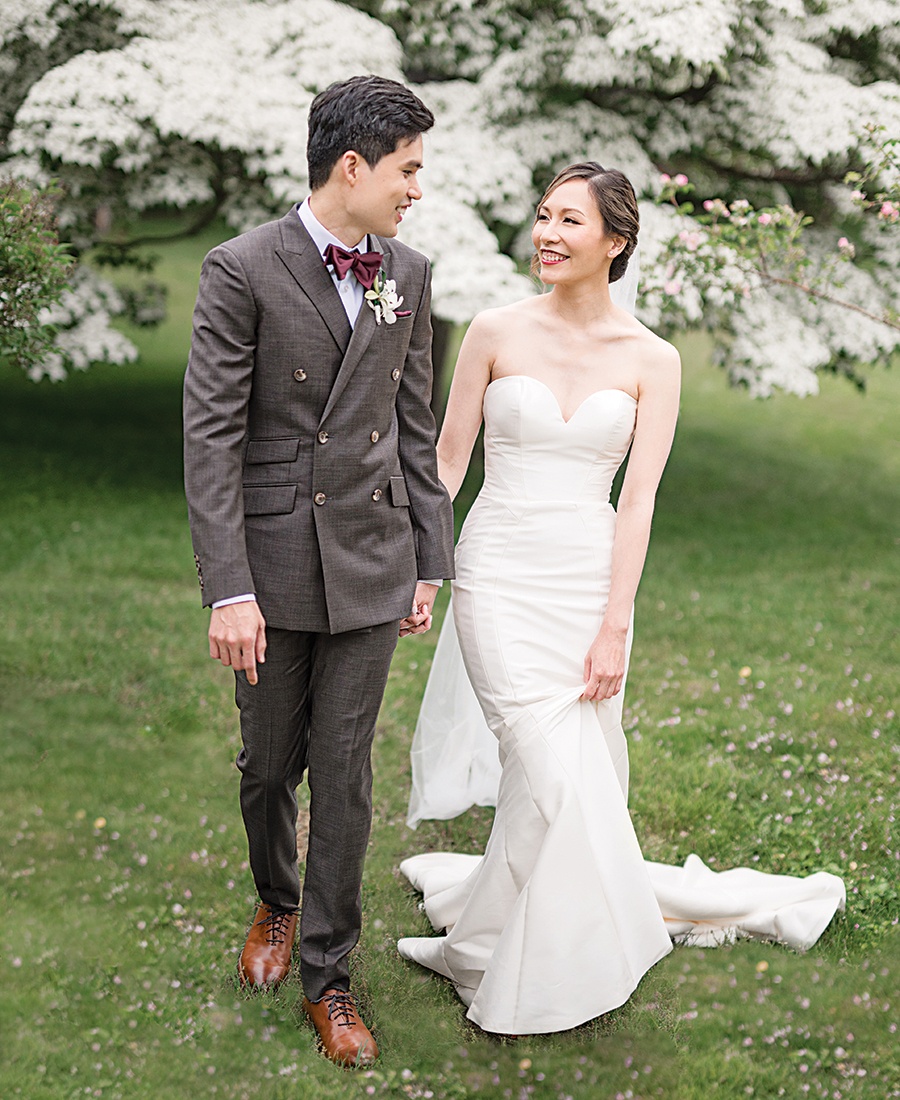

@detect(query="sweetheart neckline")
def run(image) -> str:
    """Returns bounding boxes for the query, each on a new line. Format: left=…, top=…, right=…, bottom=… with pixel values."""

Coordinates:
left=486, top=375, right=637, bottom=426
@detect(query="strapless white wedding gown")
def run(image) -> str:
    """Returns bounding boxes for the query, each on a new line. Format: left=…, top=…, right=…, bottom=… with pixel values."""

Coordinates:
left=398, top=375, right=845, bottom=1036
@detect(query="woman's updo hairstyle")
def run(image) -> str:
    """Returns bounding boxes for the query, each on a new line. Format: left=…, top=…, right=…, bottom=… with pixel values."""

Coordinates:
left=533, top=162, right=639, bottom=284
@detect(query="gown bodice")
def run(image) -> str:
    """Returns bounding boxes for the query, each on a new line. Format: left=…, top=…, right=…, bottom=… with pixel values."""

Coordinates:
left=480, top=375, right=637, bottom=505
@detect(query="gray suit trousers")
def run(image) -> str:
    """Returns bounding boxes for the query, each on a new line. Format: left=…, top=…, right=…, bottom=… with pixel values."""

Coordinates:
left=234, top=620, right=398, bottom=1000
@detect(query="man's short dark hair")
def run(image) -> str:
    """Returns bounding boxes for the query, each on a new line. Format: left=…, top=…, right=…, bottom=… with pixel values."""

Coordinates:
left=307, top=75, right=434, bottom=190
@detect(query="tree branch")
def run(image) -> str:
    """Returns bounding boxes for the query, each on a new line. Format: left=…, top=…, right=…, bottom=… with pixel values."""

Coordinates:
left=93, top=148, right=234, bottom=259
left=584, top=70, right=720, bottom=110
left=693, top=151, right=850, bottom=187
left=109, top=197, right=227, bottom=253
left=759, top=272, right=900, bottom=332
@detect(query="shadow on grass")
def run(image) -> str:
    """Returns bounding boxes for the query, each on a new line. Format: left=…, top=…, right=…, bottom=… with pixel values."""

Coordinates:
left=1, top=362, right=185, bottom=497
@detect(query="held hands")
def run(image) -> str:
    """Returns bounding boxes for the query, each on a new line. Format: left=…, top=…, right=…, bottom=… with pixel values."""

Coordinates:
left=582, top=624, right=627, bottom=702
left=209, top=601, right=267, bottom=685
left=399, top=582, right=439, bottom=637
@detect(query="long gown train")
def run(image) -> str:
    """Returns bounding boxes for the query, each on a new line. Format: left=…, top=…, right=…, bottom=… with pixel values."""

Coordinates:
left=398, top=375, right=845, bottom=1035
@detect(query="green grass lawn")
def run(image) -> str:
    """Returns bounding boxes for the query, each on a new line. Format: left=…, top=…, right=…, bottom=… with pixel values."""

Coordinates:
left=1, top=232, right=897, bottom=1100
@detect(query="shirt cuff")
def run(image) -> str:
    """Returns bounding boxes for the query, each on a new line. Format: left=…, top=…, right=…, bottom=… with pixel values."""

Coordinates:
left=418, top=579, right=444, bottom=587
left=212, top=594, right=257, bottom=609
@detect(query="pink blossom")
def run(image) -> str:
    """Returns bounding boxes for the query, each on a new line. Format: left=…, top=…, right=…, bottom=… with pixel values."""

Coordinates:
left=678, top=229, right=702, bottom=251
left=673, top=173, right=689, bottom=187
left=703, top=198, right=730, bottom=217
left=879, top=201, right=899, bottom=222
left=664, top=279, right=682, bottom=295
left=659, top=173, right=671, bottom=184
left=758, top=212, right=774, bottom=226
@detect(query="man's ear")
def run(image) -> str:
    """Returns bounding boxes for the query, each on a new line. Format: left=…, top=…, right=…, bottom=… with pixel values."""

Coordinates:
left=339, top=150, right=365, bottom=186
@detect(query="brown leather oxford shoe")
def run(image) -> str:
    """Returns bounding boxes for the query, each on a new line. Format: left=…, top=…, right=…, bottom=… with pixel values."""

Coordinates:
left=303, top=988, right=379, bottom=1066
left=238, top=903, right=298, bottom=988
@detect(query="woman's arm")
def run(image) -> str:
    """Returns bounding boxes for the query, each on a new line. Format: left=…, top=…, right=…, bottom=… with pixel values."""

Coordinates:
left=435, top=311, right=497, bottom=501
left=583, top=338, right=682, bottom=701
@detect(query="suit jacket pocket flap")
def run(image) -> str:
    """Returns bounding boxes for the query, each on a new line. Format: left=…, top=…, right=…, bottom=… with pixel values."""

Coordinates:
left=243, top=484, right=297, bottom=516
left=389, top=476, right=410, bottom=507
left=245, top=437, right=300, bottom=464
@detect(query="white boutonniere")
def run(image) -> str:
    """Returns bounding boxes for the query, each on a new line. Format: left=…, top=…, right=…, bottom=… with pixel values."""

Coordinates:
left=365, top=272, right=404, bottom=325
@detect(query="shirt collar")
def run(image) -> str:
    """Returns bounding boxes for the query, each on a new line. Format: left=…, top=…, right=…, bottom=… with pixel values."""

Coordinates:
left=298, top=198, right=368, bottom=261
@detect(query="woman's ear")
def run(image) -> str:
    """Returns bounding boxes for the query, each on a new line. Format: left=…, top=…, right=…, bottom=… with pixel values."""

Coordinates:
left=608, top=235, right=627, bottom=259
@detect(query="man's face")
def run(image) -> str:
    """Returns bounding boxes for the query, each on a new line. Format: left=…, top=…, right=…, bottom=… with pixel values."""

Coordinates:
left=349, top=135, right=424, bottom=238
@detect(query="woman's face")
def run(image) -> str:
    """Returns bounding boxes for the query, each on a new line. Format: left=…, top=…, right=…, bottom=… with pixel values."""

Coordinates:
left=531, top=178, right=622, bottom=287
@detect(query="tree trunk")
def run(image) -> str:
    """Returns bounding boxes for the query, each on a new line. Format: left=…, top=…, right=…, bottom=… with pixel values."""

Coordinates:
left=430, top=314, right=453, bottom=426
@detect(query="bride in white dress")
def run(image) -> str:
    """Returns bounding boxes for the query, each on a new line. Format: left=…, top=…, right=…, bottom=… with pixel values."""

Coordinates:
left=397, top=163, right=844, bottom=1037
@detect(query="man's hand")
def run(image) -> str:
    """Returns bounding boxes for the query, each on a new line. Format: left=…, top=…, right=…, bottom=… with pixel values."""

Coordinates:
left=209, top=601, right=267, bottom=685
left=399, top=582, right=439, bottom=637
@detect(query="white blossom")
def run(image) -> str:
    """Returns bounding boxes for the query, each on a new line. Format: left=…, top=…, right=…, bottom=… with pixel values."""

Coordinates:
left=402, top=193, right=533, bottom=323
left=33, top=267, right=137, bottom=382
left=582, top=0, right=742, bottom=70
left=727, top=292, right=826, bottom=398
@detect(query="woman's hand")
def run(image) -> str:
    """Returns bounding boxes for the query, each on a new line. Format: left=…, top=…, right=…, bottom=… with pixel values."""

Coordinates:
left=582, top=625, right=627, bottom=701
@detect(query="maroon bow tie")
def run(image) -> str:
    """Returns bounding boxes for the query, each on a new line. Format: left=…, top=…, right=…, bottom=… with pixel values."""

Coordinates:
left=322, top=243, right=382, bottom=290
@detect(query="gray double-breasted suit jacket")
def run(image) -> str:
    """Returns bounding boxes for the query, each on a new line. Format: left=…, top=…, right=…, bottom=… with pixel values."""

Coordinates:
left=183, top=205, right=455, bottom=632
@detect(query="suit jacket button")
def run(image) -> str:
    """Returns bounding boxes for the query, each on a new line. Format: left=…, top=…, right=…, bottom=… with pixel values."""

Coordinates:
left=314, top=492, right=326, bottom=505
left=391, top=368, right=401, bottom=381
left=370, top=430, right=379, bottom=443
left=371, top=488, right=383, bottom=502
left=317, top=430, right=329, bottom=444
left=293, top=368, right=307, bottom=382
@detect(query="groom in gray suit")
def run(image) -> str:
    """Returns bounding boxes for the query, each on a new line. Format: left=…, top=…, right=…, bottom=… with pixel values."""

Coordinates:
left=183, top=76, right=454, bottom=1066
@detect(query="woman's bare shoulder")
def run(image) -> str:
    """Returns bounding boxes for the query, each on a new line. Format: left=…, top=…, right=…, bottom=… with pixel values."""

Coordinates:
left=625, top=318, right=680, bottom=372
left=463, top=297, right=542, bottom=350
left=471, top=296, right=541, bottom=329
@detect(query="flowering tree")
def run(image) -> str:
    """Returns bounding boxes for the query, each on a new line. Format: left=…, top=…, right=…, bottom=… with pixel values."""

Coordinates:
left=4, top=0, right=899, bottom=393
left=2, top=0, right=530, bottom=380
left=372, top=0, right=900, bottom=395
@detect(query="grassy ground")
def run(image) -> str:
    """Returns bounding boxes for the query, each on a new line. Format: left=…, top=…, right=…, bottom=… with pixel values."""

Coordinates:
left=1, top=231, right=897, bottom=1100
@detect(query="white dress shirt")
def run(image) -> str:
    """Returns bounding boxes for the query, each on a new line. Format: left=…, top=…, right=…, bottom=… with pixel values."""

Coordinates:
left=212, top=200, right=440, bottom=611
left=298, top=197, right=370, bottom=324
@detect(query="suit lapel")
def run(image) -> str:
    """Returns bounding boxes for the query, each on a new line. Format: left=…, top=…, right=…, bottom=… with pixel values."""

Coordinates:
left=319, top=236, right=390, bottom=423
left=275, top=207, right=352, bottom=352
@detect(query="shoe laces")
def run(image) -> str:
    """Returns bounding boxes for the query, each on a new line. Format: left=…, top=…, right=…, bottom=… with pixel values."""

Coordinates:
left=257, top=906, right=294, bottom=946
left=324, top=991, right=358, bottom=1029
